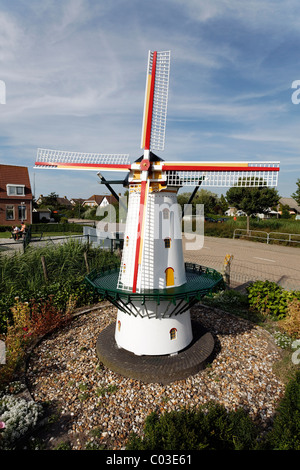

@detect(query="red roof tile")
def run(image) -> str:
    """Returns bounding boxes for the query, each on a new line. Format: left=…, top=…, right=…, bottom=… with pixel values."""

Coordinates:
left=0, top=164, right=33, bottom=200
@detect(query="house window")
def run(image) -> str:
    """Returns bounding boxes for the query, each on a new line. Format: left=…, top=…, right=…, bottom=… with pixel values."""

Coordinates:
left=170, top=328, right=177, bottom=340
left=164, top=237, right=171, bottom=248
left=18, top=205, right=26, bottom=221
left=6, top=205, right=15, bottom=220
left=7, top=184, right=25, bottom=196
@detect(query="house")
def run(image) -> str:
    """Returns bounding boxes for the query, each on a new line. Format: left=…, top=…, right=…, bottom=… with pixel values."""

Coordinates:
left=278, top=197, right=300, bottom=215
left=225, top=207, right=236, bottom=216
left=82, top=194, right=118, bottom=208
left=0, top=164, right=33, bottom=226
left=70, top=198, right=85, bottom=206
left=225, top=207, right=247, bottom=217
left=56, top=196, right=72, bottom=208
left=36, top=194, right=72, bottom=208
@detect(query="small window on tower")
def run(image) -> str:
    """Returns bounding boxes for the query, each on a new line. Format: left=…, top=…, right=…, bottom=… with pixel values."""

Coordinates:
left=170, top=328, right=177, bottom=340
left=164, top=238, right=171, bottom=248
left=163, top=208, right=169, bottom=219
left=123, top=263, right=126, bottom=273
left=126, top=236, right=129, bottom=247
left=118, top=320, right=121, bottom=332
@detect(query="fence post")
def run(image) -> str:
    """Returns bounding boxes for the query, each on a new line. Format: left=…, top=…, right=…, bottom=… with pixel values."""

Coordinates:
left=41, top=255, right=48, bottom=282
left=223, top=254, right=233, bottom=287
left=84, top=251, right=90, bottom=273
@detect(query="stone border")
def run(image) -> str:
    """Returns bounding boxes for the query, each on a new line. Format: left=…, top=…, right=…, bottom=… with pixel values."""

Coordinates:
left=96, top=320, right=215, bottom=385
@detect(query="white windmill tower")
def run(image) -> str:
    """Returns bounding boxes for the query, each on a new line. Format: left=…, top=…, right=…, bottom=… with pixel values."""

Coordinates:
left=35, top=50, right=280, bottom=361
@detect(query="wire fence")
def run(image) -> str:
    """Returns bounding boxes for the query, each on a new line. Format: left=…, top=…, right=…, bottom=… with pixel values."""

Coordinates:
left=1, top=231, right=299, bottom=291
left=233, top=228, right=300, bottom=246
left=0, top=232, right=121, bottom=255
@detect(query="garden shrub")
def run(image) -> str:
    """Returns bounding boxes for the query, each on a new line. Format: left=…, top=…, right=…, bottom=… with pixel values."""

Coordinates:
left=247, top=280, right=300, bottom=319
left=264, top=371, right=300, bottom=450
left=203, top=289, right=249, bottom=312
left=126, top=402, right=258, bottom=450
left=278, top=299, right=300, bottom=338
left=30, top=223, right=84, bottom=233
left=0, top=241, right=120, bottom=334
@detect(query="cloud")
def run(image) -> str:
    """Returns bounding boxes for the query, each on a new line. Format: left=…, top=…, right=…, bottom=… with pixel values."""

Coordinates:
left=0, top=11, right=23, bottom=61
left=0, top=0, right=299, bottom=200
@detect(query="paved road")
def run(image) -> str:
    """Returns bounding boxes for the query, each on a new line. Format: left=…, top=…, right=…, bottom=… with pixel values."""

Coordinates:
left=183, top=235, right=300, bottom=291
left=1, top=234, right=299, bottom=290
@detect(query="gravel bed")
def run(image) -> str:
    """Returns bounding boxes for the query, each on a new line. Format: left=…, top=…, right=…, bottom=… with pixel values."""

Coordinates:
left=26, top=303, right=285, bottom=450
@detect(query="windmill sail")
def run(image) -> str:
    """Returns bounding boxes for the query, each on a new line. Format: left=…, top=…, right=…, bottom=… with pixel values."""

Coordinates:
left=35, top=148, right=130, bottom=172
left=131, top=50, right=170, bottom=293
left=162, top=161, right=280, bottom=187
left=141, top=50, right=170, bottom=152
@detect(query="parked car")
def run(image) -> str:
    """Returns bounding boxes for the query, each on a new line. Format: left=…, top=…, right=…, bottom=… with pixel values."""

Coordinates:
left=236, top=210, right=247, bottom=216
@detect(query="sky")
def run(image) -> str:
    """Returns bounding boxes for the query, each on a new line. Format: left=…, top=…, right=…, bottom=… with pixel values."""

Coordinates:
left=0, top=0, right=300, bottom=200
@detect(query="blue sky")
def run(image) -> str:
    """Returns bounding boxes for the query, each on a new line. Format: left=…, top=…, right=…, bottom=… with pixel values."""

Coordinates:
left=0, top=0, right=300, bottom=200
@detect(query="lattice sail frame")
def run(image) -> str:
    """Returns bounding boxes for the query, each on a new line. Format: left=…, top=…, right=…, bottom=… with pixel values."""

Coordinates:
left=141, top=50, right=170, bottom=152
left=35, top=148, right=130, bottom=171
left=164, top=162, right=280, bottom=187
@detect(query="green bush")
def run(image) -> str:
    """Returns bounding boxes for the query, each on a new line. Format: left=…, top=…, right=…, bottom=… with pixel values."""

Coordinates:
left=126, top=403, right=258, bottom=450
left=204, top=221, right=235, bottom=238
left=0, top=241, right=119, bottom=333
left=31, top=223, right=84, bottom=233
left=264, top=371, right=300, bottom=450
left=247, top=280, right=300, bottom=319
left=127, top=382, right=300, bottom=451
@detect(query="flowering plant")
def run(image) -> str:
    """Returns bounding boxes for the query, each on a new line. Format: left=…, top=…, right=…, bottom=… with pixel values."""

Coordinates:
left=0, top=395, right=42, bottom=449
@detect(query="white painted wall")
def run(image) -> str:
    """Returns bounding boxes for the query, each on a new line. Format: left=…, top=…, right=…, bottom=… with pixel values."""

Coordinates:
left=118, top=190, right=186, bottom=291
left=115, top=302, right=193, bottom=356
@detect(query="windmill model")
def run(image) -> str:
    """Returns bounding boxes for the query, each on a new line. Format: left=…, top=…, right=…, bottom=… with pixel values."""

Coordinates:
left=35, top=51, right=279, bottom=361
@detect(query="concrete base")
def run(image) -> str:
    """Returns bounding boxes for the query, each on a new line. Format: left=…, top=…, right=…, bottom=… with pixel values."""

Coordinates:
left=96, top=320, right=215, bottom=385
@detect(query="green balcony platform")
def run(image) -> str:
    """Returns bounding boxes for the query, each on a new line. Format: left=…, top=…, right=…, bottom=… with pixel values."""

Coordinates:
left=85, top=262, right=224, bottom=316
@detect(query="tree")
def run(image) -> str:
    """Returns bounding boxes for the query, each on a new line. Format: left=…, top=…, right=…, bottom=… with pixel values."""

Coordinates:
left=226, top=181, right=280, bottom=232
left=219, top=194, right=229, bottom=214
left=38, top=192, right=59, bottom=209
left=177, top=189, right=221, bottom=214
left=291, top=178, right=300, bottom=205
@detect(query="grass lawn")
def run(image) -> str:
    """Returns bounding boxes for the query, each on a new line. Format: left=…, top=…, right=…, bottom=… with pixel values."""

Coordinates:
left=0, top=231, right=83, bottom=239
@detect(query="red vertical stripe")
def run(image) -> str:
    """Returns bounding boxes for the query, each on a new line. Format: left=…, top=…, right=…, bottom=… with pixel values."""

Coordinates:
left=144, top=51, right=157, bottom=150
left=132, top=180, right=147, bottom=293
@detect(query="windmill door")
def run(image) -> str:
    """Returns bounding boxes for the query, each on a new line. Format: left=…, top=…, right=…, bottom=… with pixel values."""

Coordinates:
left=165, top=267, right=174, bottom=287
